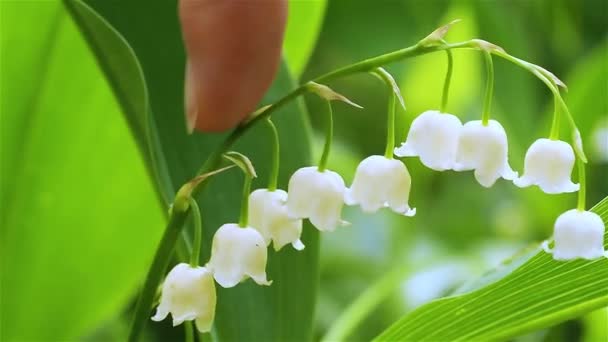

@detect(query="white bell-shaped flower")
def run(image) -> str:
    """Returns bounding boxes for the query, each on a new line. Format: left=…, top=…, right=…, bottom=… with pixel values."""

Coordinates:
left=249, top=189, right=304, bottom=251
left=543, top=209, right=606, bottom=260
left=394, top=110, right=462, bottom=171
left=151, top=263, right=216, bottom=332
left=287, top=166, right=347, bottom=232
left=344, top=155, right=416, bottom=216
left=513, top=139, right=580, bottom=194
left=207, top=223, right=271, bottom=288
left=453, top=120, right=517, bottom=187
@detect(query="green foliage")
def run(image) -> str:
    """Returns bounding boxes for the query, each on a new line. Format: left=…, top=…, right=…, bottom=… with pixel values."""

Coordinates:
left=0, top=2, right=164, bottom=340
left=65, top=0, right=320, bottom=340
left=375, top=196, right=608, bottom=341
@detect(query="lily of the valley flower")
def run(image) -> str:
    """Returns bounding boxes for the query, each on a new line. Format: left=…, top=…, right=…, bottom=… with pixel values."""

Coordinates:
left=287, top=166, right=347, bottom=232
left=394, top=110, right=462, bottom=171
left=543, top=209, right=606, bottom=260
left=249, top=189, right=305, bottom=251
left=513, top=138, right=579, bottom=194
left=151, top=263, right=216, bottom=332
left=453, top=120, right=517, bottom=187
left=207, top=224, right=271, bottom=288
left=345, top=155, right=415, bottom=216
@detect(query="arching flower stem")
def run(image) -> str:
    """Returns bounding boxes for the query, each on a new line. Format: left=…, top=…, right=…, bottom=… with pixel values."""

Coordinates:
left=189, top=198, right=203, bottom=267
left=549, top=96, right=561, bottom=140
left=266, top=118, right=280, bottom=191
left=441, top=48, right=453, bottom=113
left=239, top=175, right=253, bottom=228
left=318, top=100, right=334, bottom=172
left=481, top=50, right=494, bottom=126
left=384, top=93, right=396, bottom=159
left=577, top=157, right=586, bottom=211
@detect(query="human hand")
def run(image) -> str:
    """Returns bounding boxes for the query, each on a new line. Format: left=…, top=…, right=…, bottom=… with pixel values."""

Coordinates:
left=179, top=0, right=287, bottom=132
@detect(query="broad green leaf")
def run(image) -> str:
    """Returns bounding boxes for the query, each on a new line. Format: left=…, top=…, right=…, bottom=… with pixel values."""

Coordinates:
left=66, top=0, right=318, bottom=340
left=0, top=2, right=164, bottom=340
left=375, top=196, right=608, bottom=341
left=284, top=0, right=327, bottom=78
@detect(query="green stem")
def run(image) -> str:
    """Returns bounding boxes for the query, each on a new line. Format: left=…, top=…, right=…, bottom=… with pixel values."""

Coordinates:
left=549, top=96, right=561, bottom=140
left=239, top=175, right=252, bottom=227
left=373, top=68, right=397, bottom=159
left=384, top=92, right=396, bottom=159
left=128, top=208, right=189, bottom=342
left=577, top=157, right=586, bottom=211
left=266, top=118, right=280, bottom=191
left=189, top=198, right=202, bottom=267
left=441, top=49, right=453, bottom=113
left=318, top=100, right=334, bottom=171
left=481, top=50, right=494, bottom=126
left=185, top=321, right=195, bottom=342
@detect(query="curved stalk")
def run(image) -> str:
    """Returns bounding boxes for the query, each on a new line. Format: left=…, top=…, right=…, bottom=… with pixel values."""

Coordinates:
left=266, top=118, right=280, bottom=191
left=481, top=50, right=494, bottom=126
left=384, top=93, right=396, bottom=159
left=318, top=100, right=334, bottom=171
left=577, top=157, right=586, bottom=211
left=239, top=176, right=252, bottom=227
left=189, top=198, right=202, bottom=267
left=549, top=96, right=561, bottom=140
left=441, top=49, right=454, bottom=113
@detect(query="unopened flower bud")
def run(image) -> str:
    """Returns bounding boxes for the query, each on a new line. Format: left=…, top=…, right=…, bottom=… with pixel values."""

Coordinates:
left=249, top=189, right=304, bottom=251
left=287, top=166, right=347, bottom=232
left=151, top=263, right=216, bottom=332
left=207, top=224, right=271, bottom=288
left=394, top=110, right=462, bottom=171
left=453, top=120, right=517, bottom=187
left=513, top=138, right=579, bottom=194
left=345, top=155, right=415, bottom=216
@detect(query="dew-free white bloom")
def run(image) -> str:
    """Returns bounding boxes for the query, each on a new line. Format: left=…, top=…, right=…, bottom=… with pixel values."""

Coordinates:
left=513, top=138, right=579, bottom=194
left=287, top=166, right=347, bottom=232
left=344, top=155, right=415, bottom=216
left=543, top=209, right=606, bottom=261
left=207, top=224, right=271, bottom=288
left=394, top=110, right=462, bottom=171
left=249, top=189, right=304, bottom=251
left=151, top=263, right=216, bottom=332
left=453, top=120, right=517, bottom=187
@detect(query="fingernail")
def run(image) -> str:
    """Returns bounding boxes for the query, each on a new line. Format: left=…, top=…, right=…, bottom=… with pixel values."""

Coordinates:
left=184, top=60, right=198, bottom=134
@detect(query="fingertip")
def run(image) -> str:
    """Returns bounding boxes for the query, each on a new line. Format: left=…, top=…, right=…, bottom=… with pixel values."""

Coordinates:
left=179, top=0, right=288, bottom=133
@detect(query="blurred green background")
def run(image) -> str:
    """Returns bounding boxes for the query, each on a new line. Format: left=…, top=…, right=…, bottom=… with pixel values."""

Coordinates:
left=1, top=0, right=606, bottom=341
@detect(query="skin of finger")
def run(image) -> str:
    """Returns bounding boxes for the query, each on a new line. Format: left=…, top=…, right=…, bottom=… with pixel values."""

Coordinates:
left=180, top=0, right=288, bottom=132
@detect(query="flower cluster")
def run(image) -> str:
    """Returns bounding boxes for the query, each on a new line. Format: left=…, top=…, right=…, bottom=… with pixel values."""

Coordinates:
left=149, top=33, right=606, bottom=335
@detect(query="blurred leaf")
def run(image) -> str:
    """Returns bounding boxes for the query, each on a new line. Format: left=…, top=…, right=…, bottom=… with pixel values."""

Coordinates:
left=0, top=2, right=164, bottom=340
left=284, top=0, right=327, bottom=78
left=375, top=196, right=608, bottom=341
left=66, top=0, right=318, bottom=340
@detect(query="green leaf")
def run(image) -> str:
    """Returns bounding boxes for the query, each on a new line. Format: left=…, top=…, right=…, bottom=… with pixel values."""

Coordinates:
left=284, top=0, right=327, bottom=78
left=66, top=0, right=318, bottom=340
left=0, top=2, right=164, bottom=340
left=375, top=196, right=608, bottom=341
